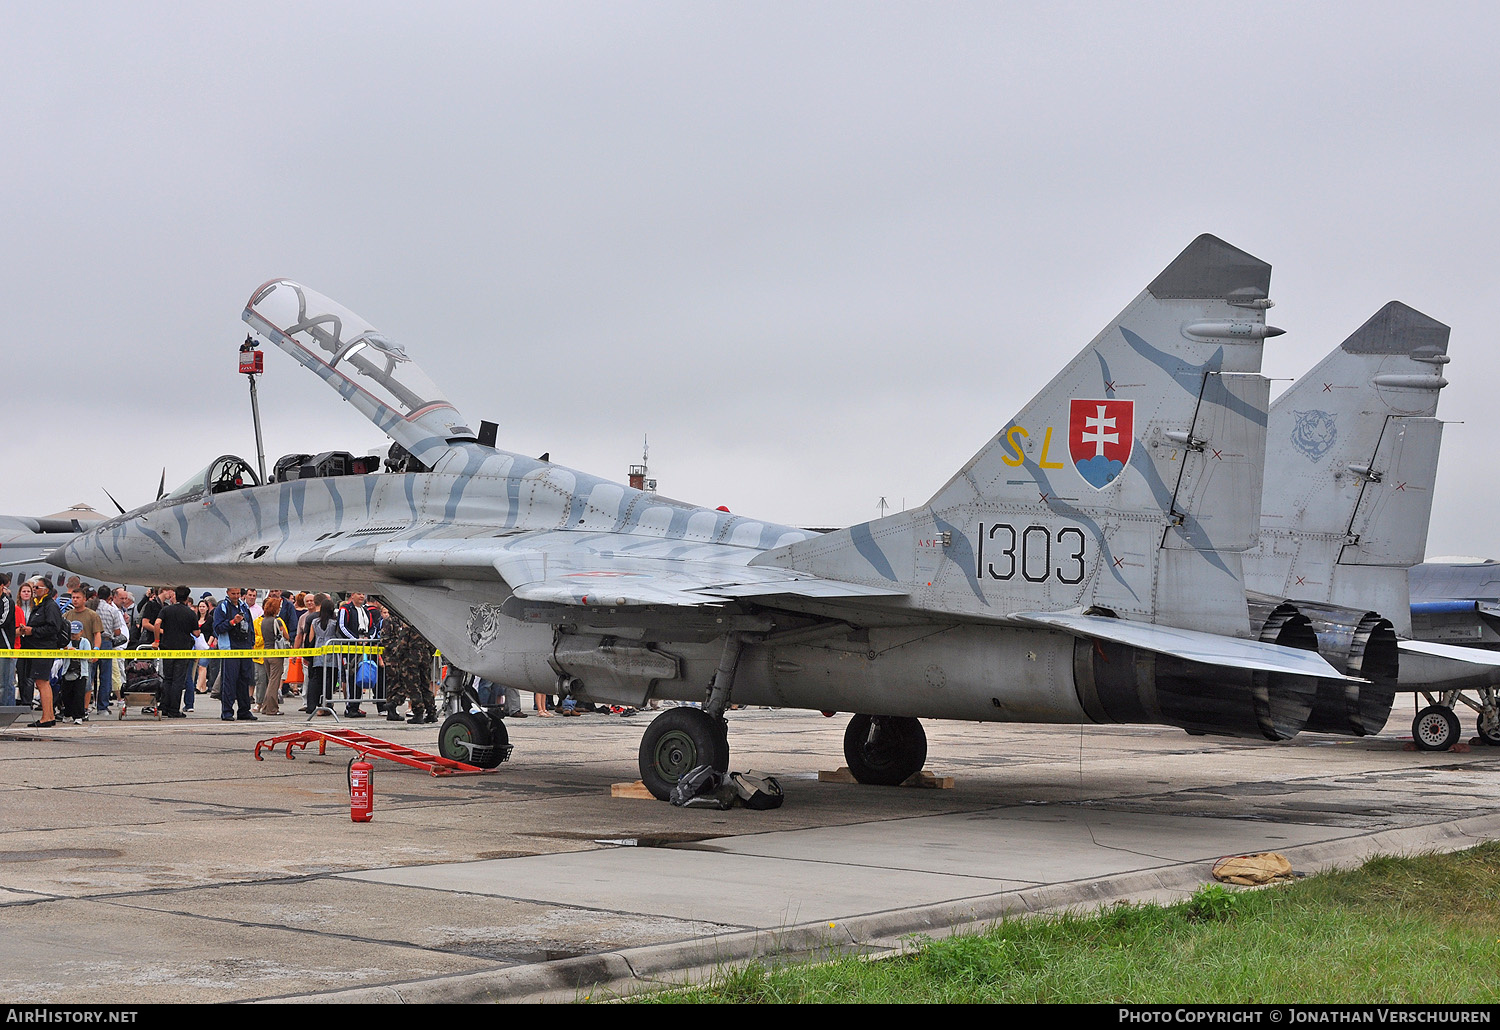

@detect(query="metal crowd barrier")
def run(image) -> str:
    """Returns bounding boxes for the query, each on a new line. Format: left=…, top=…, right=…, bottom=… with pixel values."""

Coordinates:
left=13, top=642, right=436, bottom=724
left=319, top=636, right=384, bottom=710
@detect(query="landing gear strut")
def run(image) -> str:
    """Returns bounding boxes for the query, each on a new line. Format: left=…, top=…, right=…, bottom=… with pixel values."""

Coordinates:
left=843, top=714, right=927, bottom=785
left=636, top=632, right=744, bottom=800
left=1476, top=688, right=1500, bottom=746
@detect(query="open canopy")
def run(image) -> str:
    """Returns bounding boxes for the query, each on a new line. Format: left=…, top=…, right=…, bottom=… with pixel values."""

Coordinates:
left=243, top=279, right=474, bottom=466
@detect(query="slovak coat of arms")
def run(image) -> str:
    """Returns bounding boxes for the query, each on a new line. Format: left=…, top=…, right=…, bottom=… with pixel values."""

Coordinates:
left=1068, top=398, right=1134, bottom=488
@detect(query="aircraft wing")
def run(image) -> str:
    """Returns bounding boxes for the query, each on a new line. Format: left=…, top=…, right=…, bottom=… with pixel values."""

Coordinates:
left=372, top=537, right=906, bottom=608
left=1012, top=610, right=1354, bottom=680
left=489, top=549, right=907, bottom=607
left=1397, top=638, right=1500, bottom=666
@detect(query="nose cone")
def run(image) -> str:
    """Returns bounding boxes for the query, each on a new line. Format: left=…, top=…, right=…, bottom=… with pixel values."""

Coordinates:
left=46, top=542, right=74, bottom=572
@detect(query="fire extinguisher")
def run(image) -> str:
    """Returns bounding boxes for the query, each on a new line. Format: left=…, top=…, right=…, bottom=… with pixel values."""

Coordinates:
left=350, top=758, right=374, bottom=822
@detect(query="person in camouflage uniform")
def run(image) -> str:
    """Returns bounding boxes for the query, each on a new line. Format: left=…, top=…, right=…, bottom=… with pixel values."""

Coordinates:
left=382, top=609, right=438, bottom=723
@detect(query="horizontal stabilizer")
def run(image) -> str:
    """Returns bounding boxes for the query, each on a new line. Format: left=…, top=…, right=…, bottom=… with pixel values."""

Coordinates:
left=1397, top=638, right=1500, bottom=666
left=1012, top=610, right=1352, bottom=680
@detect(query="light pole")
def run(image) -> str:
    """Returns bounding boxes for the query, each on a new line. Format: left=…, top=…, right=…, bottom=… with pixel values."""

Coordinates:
left=239, top=335, right=268, bottom=483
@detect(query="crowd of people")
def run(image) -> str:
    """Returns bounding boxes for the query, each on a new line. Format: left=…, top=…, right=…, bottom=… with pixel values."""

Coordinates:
left=1, top=571, right=668, bottom=730
left=0, top=572, right=442, bottom=729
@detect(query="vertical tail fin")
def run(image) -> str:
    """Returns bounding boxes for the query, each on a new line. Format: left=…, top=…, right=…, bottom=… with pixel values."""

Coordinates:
left=1245, top=302, right=1449, bottom=633
left=754, top=235, right=1282, bottom=636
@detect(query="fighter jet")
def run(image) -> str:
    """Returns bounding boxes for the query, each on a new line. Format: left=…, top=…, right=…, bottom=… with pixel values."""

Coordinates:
left=1244, top=301, right=1500, bottom=750
left=0, top=508, right=109, bottom=585
left=1409, top=558, right=1500, bottom=640
left=57, top=236, right=1361, bottom=798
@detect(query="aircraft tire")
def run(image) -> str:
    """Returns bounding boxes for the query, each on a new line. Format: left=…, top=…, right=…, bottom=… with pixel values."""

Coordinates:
left=1412, top=705, right=1461, bottom=752
left=843, top=714, right=927, bottom=786
left=1476, top=714, right=1500, bottom=747
left=438, top=712, right=505, bottom=769
left=638, top=707, right=729, bottom=801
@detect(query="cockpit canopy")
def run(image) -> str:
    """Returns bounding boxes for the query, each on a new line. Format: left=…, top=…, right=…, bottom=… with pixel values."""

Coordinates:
left=164, top=455, right=261, bottom=502
left=242, top=279, right=475, bottom=466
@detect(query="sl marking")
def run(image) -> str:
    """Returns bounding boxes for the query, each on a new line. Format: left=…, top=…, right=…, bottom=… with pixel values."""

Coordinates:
left=1038, top=492, right=1050, bottom=503
left=1295, top=575, right=1306, bottom=587
left=1210, top=448, right=1223, bottom=461
left=1112, top=556, right=1125, bottom=569
left=1104, top=379, right=1117, bottom=391
left=999, top=424, right=1066, bottom=470
left=1396, top=482, right=1407, bottom=492
left=1323, top=383, right=1333, bottom=392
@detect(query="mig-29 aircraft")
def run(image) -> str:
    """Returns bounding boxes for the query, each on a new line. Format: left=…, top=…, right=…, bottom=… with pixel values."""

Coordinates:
left=57, top=236, right=1370, bottom=798
left=1246, top=301, right=1500, bottom=750
left=0, top=508, right=110, bottom=586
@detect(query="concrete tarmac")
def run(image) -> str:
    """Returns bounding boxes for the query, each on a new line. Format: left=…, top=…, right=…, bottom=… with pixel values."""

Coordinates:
left=1, top=694, right=1497, bottom=1004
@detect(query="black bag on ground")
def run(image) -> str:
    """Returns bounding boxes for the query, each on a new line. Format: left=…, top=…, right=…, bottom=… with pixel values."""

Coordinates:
left=731, top=771, right=785, bottom=810
left=670, top=764, right=733, bottom=808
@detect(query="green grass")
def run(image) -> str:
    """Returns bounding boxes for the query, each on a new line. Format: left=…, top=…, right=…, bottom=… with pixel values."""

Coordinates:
left=631, top=842, right=1500, bottom=1003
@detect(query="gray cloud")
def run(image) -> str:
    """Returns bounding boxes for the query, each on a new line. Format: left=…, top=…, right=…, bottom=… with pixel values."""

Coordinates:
left=3, top=1, right=1496, bottom=554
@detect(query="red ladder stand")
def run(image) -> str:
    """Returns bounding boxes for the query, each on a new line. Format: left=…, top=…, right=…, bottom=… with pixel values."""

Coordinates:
left=254, top=728, right=492, bottom=776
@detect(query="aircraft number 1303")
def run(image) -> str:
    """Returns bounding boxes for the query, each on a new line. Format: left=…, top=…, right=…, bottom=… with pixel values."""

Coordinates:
left=976, top=523, right=1086, bottom=584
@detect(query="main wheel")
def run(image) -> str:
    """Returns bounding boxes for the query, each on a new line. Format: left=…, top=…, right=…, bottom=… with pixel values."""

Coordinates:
left=438, top=712, right=505, bottom=768
left=638, top=708, right=729, bottom=801
left=1412, top=705, right=1461, bottom=752
left=1476, top=713, right=1500, bottom=747
left=843, top=714, right=927, bottom=786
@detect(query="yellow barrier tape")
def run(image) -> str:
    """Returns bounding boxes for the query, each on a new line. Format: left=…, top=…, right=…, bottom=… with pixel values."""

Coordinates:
left=14, top=644, right=385, bottom=660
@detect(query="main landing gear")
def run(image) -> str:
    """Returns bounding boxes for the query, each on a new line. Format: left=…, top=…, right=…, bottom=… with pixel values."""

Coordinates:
left=1410, top=687, right=1500, bottom=752
left=638, top=707, right=729, bottom=800
left=843, top=714, right=927, bottom=785
left=631, top=632, right=934, bottom=798
left=637, top=633, right=744, bottom=801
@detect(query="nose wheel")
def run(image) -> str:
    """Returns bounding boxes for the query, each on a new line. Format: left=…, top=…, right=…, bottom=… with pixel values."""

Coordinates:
left=437, top=711, right=510, bottom=768
left=1411, top=705, right=1461, bottom=752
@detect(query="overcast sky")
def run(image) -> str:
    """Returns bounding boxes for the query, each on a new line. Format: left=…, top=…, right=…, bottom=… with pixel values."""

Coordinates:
left=4, top=2, right=1496, bottom=556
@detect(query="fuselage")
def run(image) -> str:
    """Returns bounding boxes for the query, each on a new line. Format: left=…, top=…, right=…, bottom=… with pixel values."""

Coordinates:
left=54, top=446, right=1108, bottom=724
